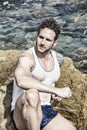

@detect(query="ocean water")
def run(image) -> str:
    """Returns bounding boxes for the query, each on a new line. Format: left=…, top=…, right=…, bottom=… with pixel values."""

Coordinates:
left=0, top=0, right=87, bottom=73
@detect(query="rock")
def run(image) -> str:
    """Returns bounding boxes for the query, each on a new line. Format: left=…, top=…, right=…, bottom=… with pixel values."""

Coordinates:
left=0, top=50, right=87, bottom=130
left=73, top=47, right=87, bottom=73
left=0, top=49, right=23, bottom=86
left=54, top=57, right=87, bottom=130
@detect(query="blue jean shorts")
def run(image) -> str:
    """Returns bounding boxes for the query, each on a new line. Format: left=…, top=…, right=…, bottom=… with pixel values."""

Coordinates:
left=11, top=105, right=58, bottom=130
left=40, top=105, right=58, bottom=129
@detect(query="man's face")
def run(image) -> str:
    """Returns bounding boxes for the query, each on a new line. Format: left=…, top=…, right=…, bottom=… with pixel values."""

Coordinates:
left=36, top=28, right=56, bottom=54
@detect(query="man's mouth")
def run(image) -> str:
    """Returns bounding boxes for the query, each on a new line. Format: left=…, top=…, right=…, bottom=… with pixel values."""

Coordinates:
left=39, top=45, right=46, bottom=49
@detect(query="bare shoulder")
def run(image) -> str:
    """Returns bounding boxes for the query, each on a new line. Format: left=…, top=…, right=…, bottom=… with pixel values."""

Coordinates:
left=21, top=49, right=33, bottom=58
left=18, top=48, right=34, bottom=69
left=55, top=51, right=64, bottom=65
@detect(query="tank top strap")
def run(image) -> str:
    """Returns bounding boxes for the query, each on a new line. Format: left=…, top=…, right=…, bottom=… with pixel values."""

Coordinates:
left=30, top=47, right=40, bottom=67
left=30, top=47, right=37, bottom=60
left=51, top=50, right=57, bottom=63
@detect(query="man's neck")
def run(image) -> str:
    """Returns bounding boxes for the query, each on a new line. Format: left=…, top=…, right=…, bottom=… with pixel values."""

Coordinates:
left=35, top=47, right=54, bottom=71
left=35, top=47, right=52, bottom=60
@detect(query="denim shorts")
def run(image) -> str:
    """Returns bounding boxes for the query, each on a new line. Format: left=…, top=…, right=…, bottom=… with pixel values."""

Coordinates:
left=11, top=105, right=58, bottom=130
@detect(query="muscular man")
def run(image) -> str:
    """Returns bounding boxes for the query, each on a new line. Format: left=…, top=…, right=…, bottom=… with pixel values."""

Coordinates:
left=11, top=18, right=76, bottom=130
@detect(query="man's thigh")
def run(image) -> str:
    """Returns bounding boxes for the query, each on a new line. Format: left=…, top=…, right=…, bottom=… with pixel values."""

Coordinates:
left=42, top=113, right=76, bottom=130
left=13, top=93, right=28, bottom=130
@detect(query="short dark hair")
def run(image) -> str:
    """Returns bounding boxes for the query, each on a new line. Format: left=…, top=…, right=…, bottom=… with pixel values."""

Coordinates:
left=37, top=18, right=61, bottom=41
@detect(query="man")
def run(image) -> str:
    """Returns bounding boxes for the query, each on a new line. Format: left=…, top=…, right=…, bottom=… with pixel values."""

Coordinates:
left=11, top=18, right=76, bottom=130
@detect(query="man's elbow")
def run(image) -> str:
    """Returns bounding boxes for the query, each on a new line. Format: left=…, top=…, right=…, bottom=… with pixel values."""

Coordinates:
left=14, top=71, right=23, bottom=87
left=14, top=74, right=23, bottom=88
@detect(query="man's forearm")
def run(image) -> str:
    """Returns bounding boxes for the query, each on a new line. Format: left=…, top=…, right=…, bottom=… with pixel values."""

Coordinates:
left=15, top=75, right=71, bottom=98
left=16, top=76, right=55, bottom=94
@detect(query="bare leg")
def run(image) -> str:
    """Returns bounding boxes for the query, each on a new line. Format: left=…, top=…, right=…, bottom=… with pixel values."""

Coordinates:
left=13, top=89, right=42, bottom=130
left=42, top=113, right=76, bottom=130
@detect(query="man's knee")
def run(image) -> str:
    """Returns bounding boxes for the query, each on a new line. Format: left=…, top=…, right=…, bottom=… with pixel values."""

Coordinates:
left=26, top=89, right=40, bottom=108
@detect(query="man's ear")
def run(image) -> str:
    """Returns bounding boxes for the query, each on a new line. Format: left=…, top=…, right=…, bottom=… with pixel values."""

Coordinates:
left=53, top=40, right=58, bottom=47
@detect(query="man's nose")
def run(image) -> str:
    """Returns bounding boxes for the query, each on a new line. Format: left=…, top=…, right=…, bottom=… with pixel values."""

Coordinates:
left=41, top=39, right=45, bottom=45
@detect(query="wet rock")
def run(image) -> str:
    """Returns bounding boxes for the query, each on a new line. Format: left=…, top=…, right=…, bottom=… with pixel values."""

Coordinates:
left=73, top=47, right=87, bottom=73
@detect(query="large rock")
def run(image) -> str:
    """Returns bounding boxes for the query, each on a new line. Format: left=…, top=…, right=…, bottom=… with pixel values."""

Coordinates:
left=54, top=57, right=87, bottom=130
left=0, top=50, right=23, bottom=130
left=0, top=50, right=87, bottom=130
left=0, top=50, right=23, bottom=86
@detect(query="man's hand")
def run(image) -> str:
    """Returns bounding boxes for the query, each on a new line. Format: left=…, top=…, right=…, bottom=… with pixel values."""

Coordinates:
left=54, top=87, right=72, bottom=99
left=52, top=94, right=62, bottom=102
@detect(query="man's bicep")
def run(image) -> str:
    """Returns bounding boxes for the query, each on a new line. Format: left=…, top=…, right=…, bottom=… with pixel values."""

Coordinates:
left=15, top=56, right=32, bottom=79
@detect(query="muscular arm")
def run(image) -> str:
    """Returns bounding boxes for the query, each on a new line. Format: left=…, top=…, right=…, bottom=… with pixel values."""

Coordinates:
left=15, top=51, right=54, bottom=93
left=15, top=51, right=71, bottom=98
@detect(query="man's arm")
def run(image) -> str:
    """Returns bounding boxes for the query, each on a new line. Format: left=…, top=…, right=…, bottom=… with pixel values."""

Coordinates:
left=15, top=51, right=55, bottom=92
left=15, top=51, right=71, bottom=98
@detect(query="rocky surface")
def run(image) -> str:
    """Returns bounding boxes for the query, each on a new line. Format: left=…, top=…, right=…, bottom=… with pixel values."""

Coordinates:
left=54, top=57, right=87, bottom=130
left=0, top=50, right=87, bottom=130
left=0, top=50, right=23, bottom=86
left=0, top=50, right=23, bottom=130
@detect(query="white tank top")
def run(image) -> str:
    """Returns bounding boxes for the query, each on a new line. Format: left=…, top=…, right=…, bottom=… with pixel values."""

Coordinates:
left=11, top=47, right=60, bottom=111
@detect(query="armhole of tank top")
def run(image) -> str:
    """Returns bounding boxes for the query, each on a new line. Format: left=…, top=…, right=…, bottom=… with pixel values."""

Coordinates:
left=51, top=50, right=59, bottom=66
left=51, top=50, right=56, bottom=62
left=30, top=47, right=37, bottom=72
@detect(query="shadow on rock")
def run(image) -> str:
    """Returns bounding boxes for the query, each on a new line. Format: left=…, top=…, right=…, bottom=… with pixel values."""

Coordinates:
left=3, top=81, right=16, bottom=130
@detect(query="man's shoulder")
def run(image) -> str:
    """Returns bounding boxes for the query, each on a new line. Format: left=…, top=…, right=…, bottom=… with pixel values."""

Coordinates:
left=18, top=47, right=35, bottom=67
left=18, top=47, right=35, bottom=65
left=52, top=50, right=64, bottom=65
left=21, top=47, right=34, bottom=58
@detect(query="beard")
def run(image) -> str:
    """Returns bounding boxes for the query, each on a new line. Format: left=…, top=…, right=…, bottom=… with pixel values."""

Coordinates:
left=35, top=42, right=53, bottom=56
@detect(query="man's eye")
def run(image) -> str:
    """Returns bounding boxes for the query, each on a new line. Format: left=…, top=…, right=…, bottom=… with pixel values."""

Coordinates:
left=46, top=38, right=52, bottom=42
left=39, top=35, right=52, bottom=42
left=39, top=36, right=44, bottom=39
